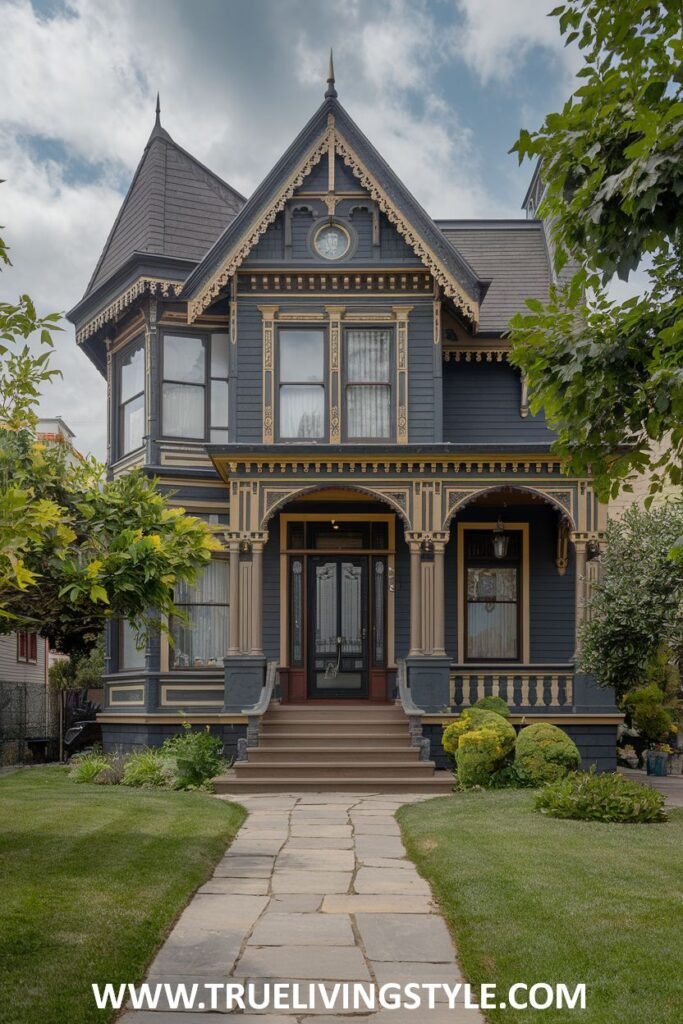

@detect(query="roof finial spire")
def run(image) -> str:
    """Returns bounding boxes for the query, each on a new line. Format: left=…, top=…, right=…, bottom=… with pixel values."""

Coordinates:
left=155, top=92, right=161, bottom=126
left=325, top=49, right=337, bottom=99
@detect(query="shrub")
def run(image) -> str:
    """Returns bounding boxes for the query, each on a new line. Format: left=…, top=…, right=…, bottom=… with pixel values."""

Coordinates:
left=622, top=684, right=676, bottom=743
left=94, top=754, right=126, bottom=785
left=121, top=748, right=176, bottom=788
left=473, top=695, right=511, bottom=718
left=161, top=725, right=225, bottom=789
left=69, top=751, right=110, bottom=784
left=442, top=708, right=516, bottom=787
left=515, top=723, right=581, bottom=785
left=535, top=769, right=668, bottom=824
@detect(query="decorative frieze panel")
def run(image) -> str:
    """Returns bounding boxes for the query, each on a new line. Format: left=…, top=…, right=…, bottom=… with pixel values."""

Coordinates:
left=241, top=271, right=433, bottom=295
left=258, top=304, right=278, bottom=443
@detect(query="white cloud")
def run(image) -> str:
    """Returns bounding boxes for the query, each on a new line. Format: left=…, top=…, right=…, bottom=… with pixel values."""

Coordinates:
left=451, top=0, right=580, bottom=85
left=0, top=0, right=565, bottom=458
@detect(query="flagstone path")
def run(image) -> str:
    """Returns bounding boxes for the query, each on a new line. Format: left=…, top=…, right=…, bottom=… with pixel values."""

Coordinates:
left=120, top=792, right=481, bottom=1023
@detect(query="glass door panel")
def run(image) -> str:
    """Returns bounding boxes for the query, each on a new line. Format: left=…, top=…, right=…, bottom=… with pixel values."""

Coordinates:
left=308, top=557, right=369, bottom=697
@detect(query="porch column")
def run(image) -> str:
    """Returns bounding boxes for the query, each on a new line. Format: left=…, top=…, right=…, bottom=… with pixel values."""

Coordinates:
left=432, top=538, right=446, bottom=656
left=250, top=539, right=264, bottom=657
left=228, top=539, right=240, bottom=656
left=574, top=538, right=588, bottom=655
left=408, top=538, right=423, bottom=656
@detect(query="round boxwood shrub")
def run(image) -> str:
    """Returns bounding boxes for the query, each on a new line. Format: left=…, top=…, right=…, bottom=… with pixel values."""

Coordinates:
left=535, top=769, right=668, bottom=823
left=442, top=708, right=516, bottom=787
left=515, top=722, right=581, bottom=785
left=473, top=695, right=511, bottom=718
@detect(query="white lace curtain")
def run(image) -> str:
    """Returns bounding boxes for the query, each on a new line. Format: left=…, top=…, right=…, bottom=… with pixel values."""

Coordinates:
left=346, top=330, right=391, bottom=438
left=171, top=559, right=229, bottom=668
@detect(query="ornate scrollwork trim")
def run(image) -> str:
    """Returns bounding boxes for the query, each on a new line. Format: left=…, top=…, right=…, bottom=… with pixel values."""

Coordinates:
left=76, top=277, right=183, bottom=344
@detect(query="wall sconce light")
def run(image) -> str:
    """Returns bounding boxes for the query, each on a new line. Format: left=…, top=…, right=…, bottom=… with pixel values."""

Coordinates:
left=240, top=539, right=252, bottom=554
left=492, top=517, right=510, bottom=560
left=421, top=535, right=434, bottom=554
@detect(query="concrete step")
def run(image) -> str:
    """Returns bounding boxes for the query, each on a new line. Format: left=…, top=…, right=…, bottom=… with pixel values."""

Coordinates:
left=247, top=746, right=420, bottom=763
left=233, top=761, right=437, bottom=779
left=259, top=731, right=412, bottom=747
left=267, top=705, right=404, bottom=716
left=214, top=772, right=454, bottom=795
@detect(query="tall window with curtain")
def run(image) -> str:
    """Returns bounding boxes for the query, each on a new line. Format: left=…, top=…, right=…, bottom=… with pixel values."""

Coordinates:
left=118, top=338, right=145, bottom=455
left=161, top=333, right=229, bottom=440
left=345, top=329, right=392, bottom=439
left=120, top=620, right=145, bottom=670
left=278, top=329, right=325, bottom=439
left=464, top=530, right=521, bottom=661
left=170, top=559, right=229, bottom=668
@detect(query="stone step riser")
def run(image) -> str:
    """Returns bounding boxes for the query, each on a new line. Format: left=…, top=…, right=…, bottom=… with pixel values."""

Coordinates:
left=258, top=734, right=413, bottom=748
left=233, top=762, right=437, bottom=779
left=247, top=747, right=420, bottom=763
left=214, top=778, right=453, bottom=794
left=261, top=722, right=410, bottom=733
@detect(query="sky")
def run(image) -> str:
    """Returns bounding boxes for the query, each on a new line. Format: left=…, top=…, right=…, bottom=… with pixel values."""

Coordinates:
left=0, top=0, right=607, bottom=459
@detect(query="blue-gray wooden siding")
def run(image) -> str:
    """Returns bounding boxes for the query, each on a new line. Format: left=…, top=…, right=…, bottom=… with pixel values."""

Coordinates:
left=442, top=359, right=555, bottom=444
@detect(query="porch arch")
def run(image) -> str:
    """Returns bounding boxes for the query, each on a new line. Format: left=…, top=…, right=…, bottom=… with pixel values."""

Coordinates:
left=260, top=483, right=412, bottom=531
left=442, top=483, right=576, bottom=532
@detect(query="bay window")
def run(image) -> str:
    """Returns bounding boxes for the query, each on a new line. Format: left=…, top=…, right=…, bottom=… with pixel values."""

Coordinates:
left=161, top=333, right=229, bottom=440
left=345, top=329, right=392, bottom=439
left=118, top=338, right=145, bottom=455
left=278, top=329, right=325, bottom=439
left=120, top=620, right=145, bottom=670
left=170, top=559, right=229, bottom=669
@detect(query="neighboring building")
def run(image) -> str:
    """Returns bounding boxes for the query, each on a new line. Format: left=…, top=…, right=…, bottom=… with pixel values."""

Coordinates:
left=68, top=67, right=619, bottom=785
left=0, top=630, right=50, bottom=763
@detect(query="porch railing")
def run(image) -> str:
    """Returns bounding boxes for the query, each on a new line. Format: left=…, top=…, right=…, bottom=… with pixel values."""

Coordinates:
left=449, top=665, right=574, bottom=710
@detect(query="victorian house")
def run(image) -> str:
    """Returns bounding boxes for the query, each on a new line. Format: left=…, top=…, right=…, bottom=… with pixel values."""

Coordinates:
left=68, top=65, right=619, bottom=791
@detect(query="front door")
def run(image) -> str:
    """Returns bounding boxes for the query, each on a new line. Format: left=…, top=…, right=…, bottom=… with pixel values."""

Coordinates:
left=308, top=556, right=369, bottom=698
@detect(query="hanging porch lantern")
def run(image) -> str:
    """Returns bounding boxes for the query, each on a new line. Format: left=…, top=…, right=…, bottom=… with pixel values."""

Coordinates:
left=492, top=516, right=509, bottom=560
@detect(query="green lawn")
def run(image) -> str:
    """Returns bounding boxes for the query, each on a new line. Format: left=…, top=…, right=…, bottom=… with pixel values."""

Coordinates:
left=398, top=790, right=683, bottom=1024
left=0, top=767, right=245, bottom=1024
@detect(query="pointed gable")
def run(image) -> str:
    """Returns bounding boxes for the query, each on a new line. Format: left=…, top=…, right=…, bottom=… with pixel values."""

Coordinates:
left=83, top=122, right=245, bottom=298
left=182, top=97, right=485, bottom=326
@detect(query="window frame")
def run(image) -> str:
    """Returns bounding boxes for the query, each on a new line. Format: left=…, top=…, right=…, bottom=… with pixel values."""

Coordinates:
left=160, top=331, right=230, bottom=443
left=342, top=326, right=395, bottom=443
left=169, top=555, right=230, bottom=671
left=456, top=522, right=530, bottom=664
left=276, top=326, right=328, bottom=442
left=118, top=620, right=145, bottom=672
left=117, top=336, right=146, bottom=458
left=17, top=630, right=38, bottom=664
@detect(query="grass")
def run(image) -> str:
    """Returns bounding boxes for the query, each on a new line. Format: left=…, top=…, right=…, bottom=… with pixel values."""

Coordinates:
left=0, top=767, right=245, bottom=1024
left=398, top=790, right=683, bottom=1024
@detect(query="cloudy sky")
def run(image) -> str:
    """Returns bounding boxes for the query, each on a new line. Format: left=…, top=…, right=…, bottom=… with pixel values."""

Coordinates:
left=1, top=0, right=584, bottom=459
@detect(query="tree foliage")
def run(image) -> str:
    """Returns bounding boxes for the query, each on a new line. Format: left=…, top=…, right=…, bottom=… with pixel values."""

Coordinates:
left=579, top=503, right=683, bottom=696
left=0, top=229, right=219, bottom=653
left=509, top=1, right=683, bottom=501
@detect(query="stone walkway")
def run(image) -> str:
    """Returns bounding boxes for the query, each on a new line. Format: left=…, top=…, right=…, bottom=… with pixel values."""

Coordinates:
left=121, top=792, right=480, bottom=1023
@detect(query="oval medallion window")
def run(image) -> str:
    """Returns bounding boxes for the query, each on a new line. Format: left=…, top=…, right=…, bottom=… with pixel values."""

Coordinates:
left=313, top=223, right=351, bottom=261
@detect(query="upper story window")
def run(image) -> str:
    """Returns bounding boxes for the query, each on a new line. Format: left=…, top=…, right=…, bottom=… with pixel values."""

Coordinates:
left=17, top=630, right=38, bottom=664
left=278, top=329, right=325, bottom=439
left=161, top=333, right=229, bottom=441
left=345, top=329, right=392, bottom=439
left=118, top=338, right=145, bottom=455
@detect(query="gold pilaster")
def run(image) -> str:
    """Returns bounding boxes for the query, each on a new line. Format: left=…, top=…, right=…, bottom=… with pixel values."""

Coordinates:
left=325, top=305, right=345, bottom=443
left=258, top=305, right=279, bottom=443
left=392, top=305, right=412, bottom=444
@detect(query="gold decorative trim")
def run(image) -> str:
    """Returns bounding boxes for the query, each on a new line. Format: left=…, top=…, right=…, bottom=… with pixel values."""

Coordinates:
left=160, top=684, right=224, bottom=707
left=258, top=304, right=279, bottom=443
left=76, top=278, right=183, bottom=344
left=188, top=127, right=332, bottom=321
left=326, top=305, right=345, bottom=443
left=188, top=122, right=480, bottom=324
left=422, top=714, right=623, bottom=725
left=97, top=713, right=247, bottom=724
left=392, top=306, right=412, bottom=443
left=241, top=270, right=433, bottom=295
left=443, top=346, right=510, bottom=362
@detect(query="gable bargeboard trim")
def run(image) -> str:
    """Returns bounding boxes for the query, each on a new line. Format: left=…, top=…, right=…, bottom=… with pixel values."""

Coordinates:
left=186, top=113, right=480, bottom=327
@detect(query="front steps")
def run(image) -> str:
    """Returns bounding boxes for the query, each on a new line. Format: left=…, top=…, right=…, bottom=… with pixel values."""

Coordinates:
left=214, top=703, right=453, bottom=794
